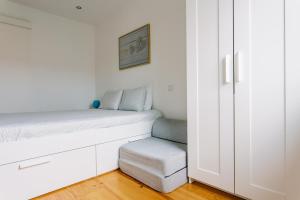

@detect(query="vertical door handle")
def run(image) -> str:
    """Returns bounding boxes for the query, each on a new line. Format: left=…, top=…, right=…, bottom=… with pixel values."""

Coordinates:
left=235, top=52, right=243, bottom=83
left=224, top=55, right=231, bottom=84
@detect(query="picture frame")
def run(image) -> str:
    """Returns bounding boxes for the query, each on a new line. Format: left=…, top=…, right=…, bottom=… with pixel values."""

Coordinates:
left=119, top=24, right=151, bottom=70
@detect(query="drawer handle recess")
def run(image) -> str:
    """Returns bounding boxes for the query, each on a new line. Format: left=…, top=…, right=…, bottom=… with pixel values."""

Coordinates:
left=19, top=158, right=51, bottom=170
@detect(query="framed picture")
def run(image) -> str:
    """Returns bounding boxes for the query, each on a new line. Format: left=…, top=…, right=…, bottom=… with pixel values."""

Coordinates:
left=119, top=24, right=151, bottom=70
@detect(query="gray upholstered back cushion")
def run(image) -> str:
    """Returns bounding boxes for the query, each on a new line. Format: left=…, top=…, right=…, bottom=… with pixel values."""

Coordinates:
left=152, top=118, right=187, bottom=144
left=119, top=87, right=147, bottom=112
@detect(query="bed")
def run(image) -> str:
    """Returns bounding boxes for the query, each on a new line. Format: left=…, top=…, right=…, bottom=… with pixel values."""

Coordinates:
left=0, top=109, right=162, bottom=200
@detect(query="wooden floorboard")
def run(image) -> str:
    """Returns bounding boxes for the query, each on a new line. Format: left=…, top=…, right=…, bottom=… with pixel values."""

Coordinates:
left=33, top=170, right=242, bottom=200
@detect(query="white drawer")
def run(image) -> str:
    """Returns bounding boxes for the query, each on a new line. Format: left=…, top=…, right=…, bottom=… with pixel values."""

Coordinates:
left=0, top=146, right=96, bottom=200
left=96, top=134, right=150, bottom=175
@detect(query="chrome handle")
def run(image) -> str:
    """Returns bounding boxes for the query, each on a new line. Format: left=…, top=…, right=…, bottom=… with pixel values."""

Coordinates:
left=224, top=55, right=231, bottom=84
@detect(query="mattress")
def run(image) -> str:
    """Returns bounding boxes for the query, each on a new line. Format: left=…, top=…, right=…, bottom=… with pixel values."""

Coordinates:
left=0, top=109, right=161, bottom=143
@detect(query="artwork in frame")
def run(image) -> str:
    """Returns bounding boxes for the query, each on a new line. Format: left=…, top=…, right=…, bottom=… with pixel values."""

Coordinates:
left=119, top=24, right=151, bottom=70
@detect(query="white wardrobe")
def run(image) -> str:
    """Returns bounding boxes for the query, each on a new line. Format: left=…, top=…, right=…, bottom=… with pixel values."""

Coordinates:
left=187, top=0, right=300, bottom=200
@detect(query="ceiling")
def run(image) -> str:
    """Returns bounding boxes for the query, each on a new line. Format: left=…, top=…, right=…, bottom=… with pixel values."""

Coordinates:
left=9, top=0, right=133, bottom=25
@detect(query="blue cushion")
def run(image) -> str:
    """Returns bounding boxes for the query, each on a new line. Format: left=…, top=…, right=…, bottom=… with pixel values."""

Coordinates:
left=92, top=100, right=101, bottom=109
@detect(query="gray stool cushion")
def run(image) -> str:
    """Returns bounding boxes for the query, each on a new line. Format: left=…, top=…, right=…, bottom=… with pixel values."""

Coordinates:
left=119, top=137, right=186, bottom=177
left=119, top=159, right=187, bottom=193
left=119, top=118, right=188, bottom=193
left=152, top=118, right=187, bottom=144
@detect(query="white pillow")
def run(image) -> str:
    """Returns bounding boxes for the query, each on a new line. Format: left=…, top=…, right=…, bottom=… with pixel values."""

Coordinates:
left=102, top=90, right=123, bottom=110
left=144, top=86, right=153, bottom=111
left=119, top=87, right=147, bottom=112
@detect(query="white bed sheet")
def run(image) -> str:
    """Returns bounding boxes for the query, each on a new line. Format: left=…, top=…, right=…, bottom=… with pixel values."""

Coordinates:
left=0, top=109, right=161, bottom=143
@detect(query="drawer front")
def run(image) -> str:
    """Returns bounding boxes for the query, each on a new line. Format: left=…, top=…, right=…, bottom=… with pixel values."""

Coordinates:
left=0, top=146, right=96, bottom=200
left=96, top=134, right=150, bottom=175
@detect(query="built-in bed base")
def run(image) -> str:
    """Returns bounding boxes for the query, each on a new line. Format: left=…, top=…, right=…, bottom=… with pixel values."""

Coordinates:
left=0, top=121, right=153, bottom=200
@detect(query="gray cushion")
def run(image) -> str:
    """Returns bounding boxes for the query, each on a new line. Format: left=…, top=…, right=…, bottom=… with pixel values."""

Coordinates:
left=152, top=118, right=187, bottom=144
left=102, top=90, right=123, bottom=110
left=119, top=160, right=187, bottom=193
left=119, top=87, right=146, bottom=112
left=119, top=137, right=187, bottom=177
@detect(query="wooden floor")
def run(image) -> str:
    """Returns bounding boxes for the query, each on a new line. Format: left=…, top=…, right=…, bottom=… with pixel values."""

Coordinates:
left=33, top=170, right=242, bottom=200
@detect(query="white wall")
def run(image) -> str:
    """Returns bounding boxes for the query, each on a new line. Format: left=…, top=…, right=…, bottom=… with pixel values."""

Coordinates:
left=0, top=0, right=95, bottom=113
left=95, top=0, right=187, bottom=119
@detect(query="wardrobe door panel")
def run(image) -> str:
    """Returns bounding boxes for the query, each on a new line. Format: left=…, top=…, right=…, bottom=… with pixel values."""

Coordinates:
left=286, top=1, right=300, bottom=199
left=187, top=0, right=234, bottom=193
left=234, top=0, right=286, bottom=199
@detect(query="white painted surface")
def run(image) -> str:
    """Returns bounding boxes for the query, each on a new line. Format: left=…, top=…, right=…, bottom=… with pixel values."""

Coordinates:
left=286, top=1, right=300, bottom=199
left=9, top=0, right=130, bottom=25
left=187, top=0, right=234, bottom=193
left=0, top=0, right=187, bottom=118
left=0, top=121, right=154, bottom=199
left=95, top=0, right=187, bottom=119
left=0, top=146, right=96, bottom=200
left=96, top=134, right=150, bottom=175
left=187, top=0, right=293, bottom=199
left=0, top=0, right=95, bottom=114
left=0, top=13, right=32, bottom=29
left=0, top=120, right=155, bottom=166
left=96, top=138, right=129, bottom=175
left=234, top=0, right=286, bottom=199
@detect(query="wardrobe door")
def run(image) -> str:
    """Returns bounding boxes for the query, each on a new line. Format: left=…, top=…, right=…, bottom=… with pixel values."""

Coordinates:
left=286, top=1, right=300, bottom=199
left=234, top=0, right=286, bottom=199
left=187, top=0, right=234, bottom=193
